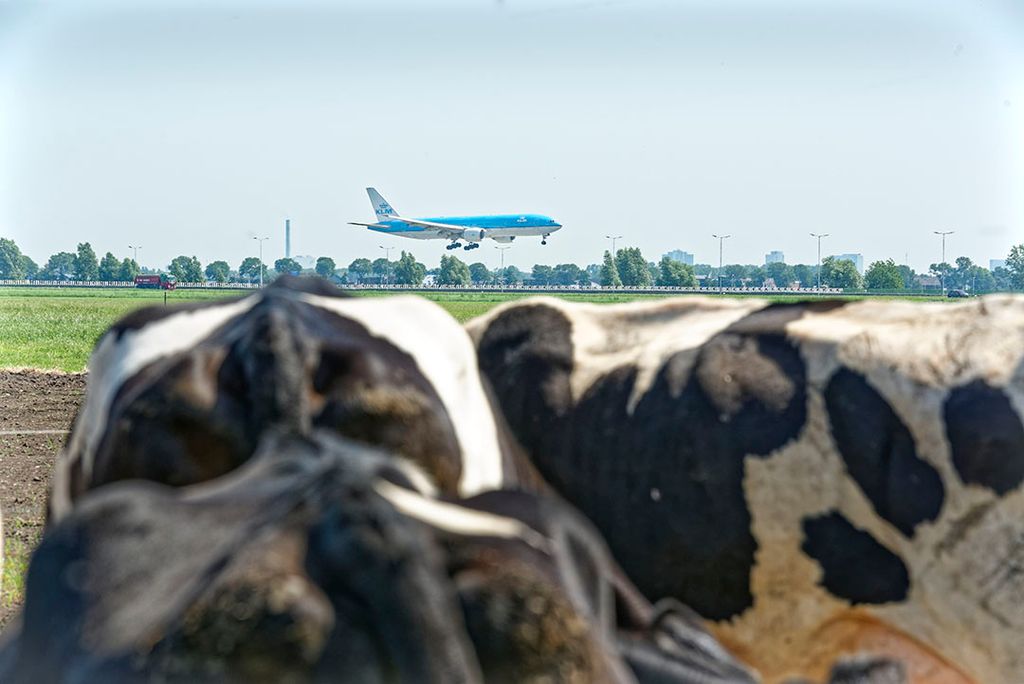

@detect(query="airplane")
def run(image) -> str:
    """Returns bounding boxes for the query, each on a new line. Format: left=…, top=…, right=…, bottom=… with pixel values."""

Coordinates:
left=349, top=188, right=562, bottom=251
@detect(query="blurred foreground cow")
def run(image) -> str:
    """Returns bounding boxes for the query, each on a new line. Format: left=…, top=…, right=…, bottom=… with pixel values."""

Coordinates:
left=2, top=279, right=756, bottom=683
left=48, top=278, right=529, bottom=520
left=469, top=295, right=1024, bottom=684
left=3, top=432, right=753, bottom=682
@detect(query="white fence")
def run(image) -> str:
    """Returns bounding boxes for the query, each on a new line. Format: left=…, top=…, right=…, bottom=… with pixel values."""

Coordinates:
left=0, top=279, right=849, bottom=295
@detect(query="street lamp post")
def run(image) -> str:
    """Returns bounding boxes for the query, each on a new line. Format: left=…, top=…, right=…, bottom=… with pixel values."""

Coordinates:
left=711, top=234, right=731, bottom=293
left=934, top=230, right=954, bottom=293
left=810, top=233, right=829, bottom=292
left=379, top=245, right=394, bottom=285
left=495, top=244, right=511, bottom=292
left=253, top=236, right=269, bottom=287
left=605, top=234, right=623, bottom=256
left=128, top=245, right=142, bottom=264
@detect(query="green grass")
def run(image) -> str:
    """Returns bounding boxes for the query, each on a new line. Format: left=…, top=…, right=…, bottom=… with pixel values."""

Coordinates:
left=0, top=287, right=667, bottom=370
left=0, top=288, right=240, bottom=371
left=2, top=528, right=35, bottom=613
left=0, top=286, right=941, bottom=372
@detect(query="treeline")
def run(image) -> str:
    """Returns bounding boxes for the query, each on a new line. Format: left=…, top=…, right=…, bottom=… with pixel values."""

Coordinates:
left=3, top=237, right=1024, bottom=292
left=0, top=240, right=141, bottom=282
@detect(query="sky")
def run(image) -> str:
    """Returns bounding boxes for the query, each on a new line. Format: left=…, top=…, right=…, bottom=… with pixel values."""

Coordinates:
left=1, top=0, right=1022, bottom=273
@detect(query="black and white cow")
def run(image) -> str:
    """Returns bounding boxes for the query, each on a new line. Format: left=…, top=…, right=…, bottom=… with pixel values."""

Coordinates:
left=3, top=431, right=758, bottom=683
left=468, top=295, right=1024, bottom=684
left=50, top=277, right=538, bottom=521
left=15, top=278, right=763, bottom=683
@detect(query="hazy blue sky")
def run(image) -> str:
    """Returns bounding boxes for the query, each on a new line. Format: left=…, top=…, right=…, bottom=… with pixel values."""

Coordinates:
left=1, top=0, right=1021, bottom=273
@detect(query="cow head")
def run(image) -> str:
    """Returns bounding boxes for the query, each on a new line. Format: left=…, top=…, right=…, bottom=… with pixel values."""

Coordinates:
left=51, top=278, right=520, bottom=521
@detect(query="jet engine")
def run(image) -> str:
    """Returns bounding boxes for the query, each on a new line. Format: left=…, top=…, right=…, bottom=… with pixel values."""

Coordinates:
left=460, top=229, right=486, bottom=242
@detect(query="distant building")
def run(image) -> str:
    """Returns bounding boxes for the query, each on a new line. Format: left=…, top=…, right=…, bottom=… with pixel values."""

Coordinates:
left=832, top=253, right=864, bottom=273
left=765, top=251, right=785, bottom=265
left=663, top=250, right=694, bottom=265
left=990, top=259, right=1006, bottom=271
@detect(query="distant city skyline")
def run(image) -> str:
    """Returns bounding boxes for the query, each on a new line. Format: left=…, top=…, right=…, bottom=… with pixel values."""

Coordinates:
left=2, top=0, right=1021, bottom=273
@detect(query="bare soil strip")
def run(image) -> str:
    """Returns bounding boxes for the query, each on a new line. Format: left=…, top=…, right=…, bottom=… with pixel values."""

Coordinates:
left=0, top=430, right=70, bottom=436
left=0, top=370, right=84, bottom=629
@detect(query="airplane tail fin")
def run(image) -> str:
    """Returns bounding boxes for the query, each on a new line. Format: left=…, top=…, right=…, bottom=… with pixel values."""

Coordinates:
left=367, top=188, right=399, bottom=222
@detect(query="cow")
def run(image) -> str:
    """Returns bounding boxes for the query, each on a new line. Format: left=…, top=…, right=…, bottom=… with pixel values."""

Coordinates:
left=19, top=278, right=762, bottom=683
left=468, top=295, right=1024, bottom=684
left=3, top=430, right=758, bottom=683
left=49, top=276, right=539, bottom=522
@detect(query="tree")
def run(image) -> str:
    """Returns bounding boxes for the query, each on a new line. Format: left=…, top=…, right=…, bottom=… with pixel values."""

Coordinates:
left=897, top=264, right=917, bottom=290
left=993, top=266, right=1013, bottom=291
left=393, top=251, right=426, bottom=286
left=553, top=263, right=589, bottom=286
left=118, top=258, right=140, bottom=282
left=98, top=252, right=121, bottom=281
left=821, top=257, right=863, bottom=290
left=498, top=266, right=524, bottom=286
left=347, top=258, right=373, bottom=283
left=371, top=257, right=392, bottom=283
left=169, top=255, right=204, bottom=282
left=656, top=256, right=697, bottom=287
left=20, top=254, right=39, bottom=279
left=746, top=265, right=767, bottom=287
left=205, top=260, right=231, bottom=283
left=792, top=264, right=816, bottom=289
left=764, top=261, right=793, bottom=288
left=1005, top=245, right=1024, bottom=289
left=599, top=251, right=621, bottom=287
left=722, top=264, right=747, bottom=288
left=968, top=266, right=995, bottom=293
left=531, top=264, right=555, bottom=286
left=74, top=242, right=99, bottom=280
left=315, top=257, right=336, bottom=278
left=274, top=258, right=302, bottom=276
left=864, top=259, right=904, bottom=290
left=42, top=251, right=76, bottom=279
left=239, top=257, right=268, bottom=283
left=952, top=256, right=975, bottom=291
left=469, top=262, right=492, bottom=284
left=929, top=262, right=955, bottom=291
left=615, top=247, right=652, bottom=286
left=438, top=254, right=471, bottom=285
left=0, top=238, right=26, bottom=279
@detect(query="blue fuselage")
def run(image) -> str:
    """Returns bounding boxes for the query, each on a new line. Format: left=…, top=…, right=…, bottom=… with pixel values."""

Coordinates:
left=370, top=214, right=562, bottom=241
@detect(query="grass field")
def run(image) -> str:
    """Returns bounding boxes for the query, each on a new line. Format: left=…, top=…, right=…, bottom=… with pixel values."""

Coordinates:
left=0, top=286, right=940, bottom=371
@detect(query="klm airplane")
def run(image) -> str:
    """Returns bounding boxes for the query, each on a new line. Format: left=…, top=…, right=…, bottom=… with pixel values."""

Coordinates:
left=349, top=188, right=562, bottom=251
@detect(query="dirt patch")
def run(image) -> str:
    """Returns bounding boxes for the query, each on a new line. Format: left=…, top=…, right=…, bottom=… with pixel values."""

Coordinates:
left=0, top=370, right=85, bottom=630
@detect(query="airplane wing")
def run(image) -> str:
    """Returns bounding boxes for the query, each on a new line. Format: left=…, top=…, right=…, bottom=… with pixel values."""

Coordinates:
left=384, top=216, right=475, bottom=235
left=347, top=221, right=382, bottom=228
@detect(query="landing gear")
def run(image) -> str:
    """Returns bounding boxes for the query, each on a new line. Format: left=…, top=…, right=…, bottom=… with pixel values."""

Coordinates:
left=541, top=234, right=550, bottom=246
left=446, top=241, right=461, bottom=251
left=462, top=243, right=480, bottom=251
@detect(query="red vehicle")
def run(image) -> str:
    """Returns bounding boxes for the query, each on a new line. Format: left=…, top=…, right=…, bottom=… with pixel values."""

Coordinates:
left=134, top=274, right=177, bottom=290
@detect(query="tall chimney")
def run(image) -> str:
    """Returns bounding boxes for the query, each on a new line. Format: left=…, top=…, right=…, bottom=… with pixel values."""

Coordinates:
left=285, top=219, right=291, bottom=258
